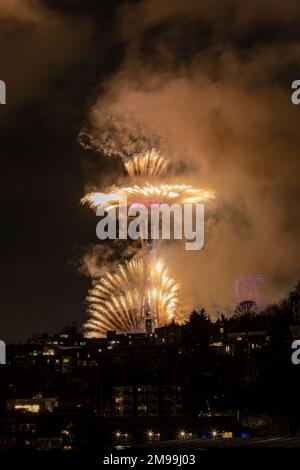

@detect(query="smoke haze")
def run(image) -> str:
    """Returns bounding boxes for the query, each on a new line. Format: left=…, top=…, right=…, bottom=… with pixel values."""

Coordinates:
left=82, top=0, right=300, bottom=316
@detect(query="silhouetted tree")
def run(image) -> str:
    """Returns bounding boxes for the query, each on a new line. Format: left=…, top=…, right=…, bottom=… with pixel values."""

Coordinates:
left=183, top=309, right=214, bottom=347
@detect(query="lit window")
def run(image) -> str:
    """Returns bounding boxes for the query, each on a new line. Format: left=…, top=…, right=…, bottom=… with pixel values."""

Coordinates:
left=15, top=404, right=40, bottom=413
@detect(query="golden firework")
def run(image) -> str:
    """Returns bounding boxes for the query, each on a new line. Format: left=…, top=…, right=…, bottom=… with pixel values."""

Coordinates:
left=84, top=256, right=183, bottom=338
left=81, top=183, right=215, bottom=210
left=125, top=149, right=169, bottom=177
left=82, top=150, right=215, bottom=338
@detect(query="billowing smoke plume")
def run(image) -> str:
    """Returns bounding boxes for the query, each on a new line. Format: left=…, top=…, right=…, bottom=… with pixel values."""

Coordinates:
left=0, top=0, right=93, bottom=113
left=81, top=0, right=300, bottom=316
left=78, top=242, right=138, bottom=280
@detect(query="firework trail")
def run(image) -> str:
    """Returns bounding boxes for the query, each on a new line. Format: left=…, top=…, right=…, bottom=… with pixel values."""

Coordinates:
left=84, top=256, right=183, bottom=338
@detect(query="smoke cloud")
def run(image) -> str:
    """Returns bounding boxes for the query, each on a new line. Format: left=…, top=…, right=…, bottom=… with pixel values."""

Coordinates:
left=0, top=0, right=93, bottom=112
left=78, top=243, right=138, bottom=280
left=81, top=0, right=300, bottom=316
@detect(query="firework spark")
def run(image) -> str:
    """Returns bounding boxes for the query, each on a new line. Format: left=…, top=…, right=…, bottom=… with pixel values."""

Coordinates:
left=81, top=183, right=215, bottom=210
left=81, top=150, right=215, bottom=338
left=84, top=256, right=183, bottom=338
left=125, top=149, right=169, bottom=177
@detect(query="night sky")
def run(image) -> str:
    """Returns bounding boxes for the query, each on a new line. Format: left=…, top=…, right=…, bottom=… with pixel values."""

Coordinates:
left=1, top=0, right=300, bottom=342
left=0, top=1, right=123, bottom=341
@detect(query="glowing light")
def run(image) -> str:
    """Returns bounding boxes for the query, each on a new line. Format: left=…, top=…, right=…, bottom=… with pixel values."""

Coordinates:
left=125, top=149, right=169, bottom=177
left=234, top=274, right=265, bottom=307
left=82, top=183, right=215, bottom=210
left=147, top=430, right=160, bottom=440
left=15, top=404, right=40, bottom=413
left=222, top=431, right=233, bottom=439
left=81, top=149, right=216, bottom=338
left=84, top=256, right=184, bottom=338
left=178, top=429, right=192, bottom=439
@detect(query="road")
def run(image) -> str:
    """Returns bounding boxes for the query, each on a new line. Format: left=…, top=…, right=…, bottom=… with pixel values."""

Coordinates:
left=140, top=436, right=300, bottom=448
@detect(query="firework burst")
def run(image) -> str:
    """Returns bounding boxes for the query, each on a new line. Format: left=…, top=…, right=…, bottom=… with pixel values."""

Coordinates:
left=125, top=149, right=169, bottom=177
left=84, top=256, right=183, bottom=338
left=81, top=183, right=215, bottom=210
left=81, top=149, right=215, bottom=337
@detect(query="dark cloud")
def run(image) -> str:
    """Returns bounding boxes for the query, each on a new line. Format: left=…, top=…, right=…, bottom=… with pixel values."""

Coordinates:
left=0, top=0, right=119, bottom=342
left=0, top=0, right=94, bottom=113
